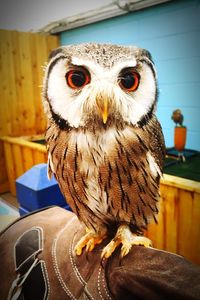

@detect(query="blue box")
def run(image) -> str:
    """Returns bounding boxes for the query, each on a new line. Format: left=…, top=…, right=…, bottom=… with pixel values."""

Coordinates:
left=62, top=204, right=72, bottom=212
left=18, top=206, right=30, bottom=216
left=16, top=163, right=69, bottom=212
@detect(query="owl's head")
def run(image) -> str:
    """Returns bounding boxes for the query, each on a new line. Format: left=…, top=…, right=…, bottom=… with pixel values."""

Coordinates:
left=43, top=43, right=158, bottom=130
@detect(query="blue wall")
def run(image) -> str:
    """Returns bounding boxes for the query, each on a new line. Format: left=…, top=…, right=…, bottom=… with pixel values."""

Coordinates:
left=61, top=0, right=200, bottom=150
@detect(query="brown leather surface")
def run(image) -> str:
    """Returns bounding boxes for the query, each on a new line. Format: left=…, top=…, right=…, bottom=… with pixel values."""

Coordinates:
left=0, top=206, right=200, bottom=300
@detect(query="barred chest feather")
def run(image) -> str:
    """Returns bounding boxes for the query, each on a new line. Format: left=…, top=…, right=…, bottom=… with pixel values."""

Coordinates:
left=46, top=120, right=163, bottom=230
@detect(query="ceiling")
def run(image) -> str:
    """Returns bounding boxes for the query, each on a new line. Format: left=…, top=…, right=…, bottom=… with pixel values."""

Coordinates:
left=0, top=0, right=171, bottom=33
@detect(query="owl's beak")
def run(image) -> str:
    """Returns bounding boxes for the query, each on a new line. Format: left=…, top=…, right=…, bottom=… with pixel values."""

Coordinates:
left=96, top=97, right=109, bottom=124
left=102, top=99, right=108, bottom=124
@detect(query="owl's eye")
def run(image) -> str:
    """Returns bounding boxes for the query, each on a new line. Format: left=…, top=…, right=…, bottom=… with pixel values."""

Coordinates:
left=119, top=69, right=140, bottom=92
left=66, top=68, right=90, bottom=89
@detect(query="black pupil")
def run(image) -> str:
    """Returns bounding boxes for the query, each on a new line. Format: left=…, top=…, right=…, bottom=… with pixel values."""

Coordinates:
left=121, top=72, right=135, bottom=89
left=71, top=71, right=86, bottom=87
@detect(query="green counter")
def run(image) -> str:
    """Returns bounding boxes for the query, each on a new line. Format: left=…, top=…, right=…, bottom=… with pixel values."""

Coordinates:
left=164, top=149, right=200, bottom=182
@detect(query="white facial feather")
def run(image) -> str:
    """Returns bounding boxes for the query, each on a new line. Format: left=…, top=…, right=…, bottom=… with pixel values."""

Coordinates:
left=71, top=57, right=137, bottom=79
left=127, top=64, right=156, bottom=125
left=47, top=56, right=156, bottom=127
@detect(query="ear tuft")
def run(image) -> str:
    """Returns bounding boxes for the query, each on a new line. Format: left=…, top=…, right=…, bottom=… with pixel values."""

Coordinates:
left=48, top=47, right=64, bottom=60
left=142, top=49, right=154, bottom=63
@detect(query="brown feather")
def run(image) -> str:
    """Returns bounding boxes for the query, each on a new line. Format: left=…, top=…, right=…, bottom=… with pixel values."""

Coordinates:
left=46, top=114, right=165, bottom=233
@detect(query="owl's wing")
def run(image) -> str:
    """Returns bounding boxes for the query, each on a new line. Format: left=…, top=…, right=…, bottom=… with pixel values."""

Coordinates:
left=45, top=123, right=57, bottom=180
left=148, top=117, right=165, bottom=172
left=47, top=152, right=54, bottom=179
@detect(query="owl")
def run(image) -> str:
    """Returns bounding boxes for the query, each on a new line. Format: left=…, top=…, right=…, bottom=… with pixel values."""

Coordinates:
left=171, top=109, right=184, bottom=126
left=42, top=43, right=165, bottom=258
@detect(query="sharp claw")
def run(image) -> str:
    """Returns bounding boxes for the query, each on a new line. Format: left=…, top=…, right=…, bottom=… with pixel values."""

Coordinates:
left=101, top=240, right=120, bottom=259
left=96, top=238, right=103, bottom=245
left=121, top=243, right=132, bottom=258
left=102, top=225, right=153, bottom=259
left=75, top=226, right=152, bottom=258
left=86, top=238, right=95, bottom=252
left=74, top=228, right=107, bottom=255
left=101, top=248, right=111, bottom=259
left=75, top=245, right=83, bottom=256
left=101, top=247, right=109, bottom=259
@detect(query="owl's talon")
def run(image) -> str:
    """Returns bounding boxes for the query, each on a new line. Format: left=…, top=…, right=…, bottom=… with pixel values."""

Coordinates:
left=102, top=224, right=152, bottom=259
left=75, top=228, right=107, bottom=255
left=101, top=240, right=120, bottom=259
left=86, top=238, right=96, bottom=252
left=121, top=242, right=132, bottom=258
left=131, top=236, right=152, bottom=248
left=75, top=246, right=83, bottom=256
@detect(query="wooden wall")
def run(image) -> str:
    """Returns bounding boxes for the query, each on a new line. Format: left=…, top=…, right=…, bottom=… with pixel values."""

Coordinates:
left=0, top=30, right=59, bottom=193
left=1, top=135, right=47, bottom=195
left=146, top=174, right=200, bottom=265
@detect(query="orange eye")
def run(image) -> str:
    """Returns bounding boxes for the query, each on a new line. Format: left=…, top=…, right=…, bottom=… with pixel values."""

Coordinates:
left=66, top=68, right=90, bottom=89
left=119, top=69, right=140, bottom=92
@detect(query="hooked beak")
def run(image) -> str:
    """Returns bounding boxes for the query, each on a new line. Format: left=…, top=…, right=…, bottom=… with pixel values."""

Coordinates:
left=96, top=96, right=109, bottom=124
left=102, top=98, right=108, bottom=124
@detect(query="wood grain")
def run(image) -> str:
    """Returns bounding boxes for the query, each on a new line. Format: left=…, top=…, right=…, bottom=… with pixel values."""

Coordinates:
left=146, top=175, right=200, bottom=265
left=0, top=29, right=59, bottom=192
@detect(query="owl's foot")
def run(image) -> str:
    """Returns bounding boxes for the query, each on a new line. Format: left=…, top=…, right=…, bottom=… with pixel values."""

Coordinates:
left=75, top=227, right=107, bottom=255
left=101, top=224, right=152, bottom=259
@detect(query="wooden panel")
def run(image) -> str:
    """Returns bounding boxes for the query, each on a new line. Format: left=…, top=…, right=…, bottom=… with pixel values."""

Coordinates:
left=145, top=196, right=165, bottom=250
left=1, top=135, right=47, bottom=196
left=3, top=142, right=16, bottom=195
left=12, top=144, right=24, bottom=178
left=1, top=136, right=47, bottom=152
left=22, top=147, right=34, bottom=171
left=11, top=30, right=22, bottom=135
left=177, top=189, right=200, bottom=264
left=0, top=29, right=59, bottom=190
left=0, top=141, right=9, bottom=193
left=161, top=173, right=200, bottom=193
left=0, top=30, right=12, bottom=135
left=33, top=150, right=47, bottom=165
left=0, top=181, right=10, bottom=194
left=162, top=185, right=178, bottom=254
left=146, top=177, right=200, bottom=265
left=190, top=192, right=200, bottom=264
left=0, top=29, right=59, bottom=137
left=18, top=32, right=36, bottom=135
left=30, top=33, right=46, bottom=134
